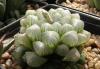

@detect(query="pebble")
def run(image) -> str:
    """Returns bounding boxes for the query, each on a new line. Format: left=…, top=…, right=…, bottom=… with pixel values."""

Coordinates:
left=61, top=0, right=100, bottom=16
left=86, top=56, right=93, bottom=61
left=5, top=59, right=12, bottom=67
left=86, top=56, right=92, bottom=61
left=90, top=52, right=96, bottom=58
left=83, top=42, right=100, bottom=69
left=89, top=68, right=94, bottom=69
left=92, top=48, right=99, bottom=54
left=0, top=59, right=5, bottom=64
left=85, top=39, right=95, bottom=46
left=97, top=54, right=100, bottom=59
left=86, top=47, right=91, bottom=52
left=2, top=52, right=11, bottom=59
left=88, top=61, right=94, bottom=68
left=93, top=58, right=98, bottom=64
left=0, top=64, right=7, bottom=69
left=97, top=49, right=100, bottom=53
left=85, top=60, right=88, bottom=63
left=95, top=61, right=100, bottom=69
left=84, top=64, right=88, bottom=69
left=95, top=41, right=100, bottom=48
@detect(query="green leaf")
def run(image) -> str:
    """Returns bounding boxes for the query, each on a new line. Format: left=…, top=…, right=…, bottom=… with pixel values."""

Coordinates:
left=26, top=24, right=41, bottom=41
left=42, top=31, right=60, bottom=48
left=56, top=44, right=69, bottom=56
left=61, top=31, right=78, bottom=47
left=23, top=52, right=47, bottom=67
left=33, top=41, right=53, bottom=56
left=63, top=48, right=80, bottom=62
left=14, top=33, right=32, bottom=49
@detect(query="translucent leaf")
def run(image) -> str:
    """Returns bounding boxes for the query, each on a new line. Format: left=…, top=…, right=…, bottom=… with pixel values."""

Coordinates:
left=41, top=23, right=53, bottom=32
left=20, top=27, right=26, bottom=33
left=14, top=33, right=32, bottom=49
left=63, top=48, right=80, bottom=62
left=23, top=52, right=47, bottom=67
left=82, top=30, right=91, bottom=41
left=52, top=22, right=62, bottom=35
left=72, top=19, right=84, bottom=33
left=33, top=41, right=53, bottom=56
left=20, top=18, right=27, bottom=27
left=61, top=24, right=73, bottom=35
left=61, top=31, right=78, bottom=47
left=71, top=13, right=80, bottom=19
left=42, top=31, right=60, bottom=48
left=12, top=46, right=28, bottom=61
left=77, top=33, right=87, bottom=45
left=59, top=15, right=71, bottom=25
left=56, top=44, right=69, bottom=56
left=26, top=24, right=41, bottom=41
left=26, top=15, right=38, bottom=28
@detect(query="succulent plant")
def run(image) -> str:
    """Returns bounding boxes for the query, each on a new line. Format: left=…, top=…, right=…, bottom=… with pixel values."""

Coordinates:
left=13, top=8, right=91, bottom=68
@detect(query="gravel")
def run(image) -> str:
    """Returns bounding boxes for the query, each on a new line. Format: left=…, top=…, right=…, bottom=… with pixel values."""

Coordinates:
left=61, top=0, right=100, bottom=17
left=95, top=61, right=100, bottom=69
left=83, top=35, right=100, bottom=69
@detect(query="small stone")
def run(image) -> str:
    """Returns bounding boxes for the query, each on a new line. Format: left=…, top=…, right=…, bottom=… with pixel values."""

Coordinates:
left=87, top=56, right=93, bottom=61
left=2, top=52, right=11, bottom=59
left=97, top=54, right=100, bottom=59
left=0, top=59, right=5, bottom=64
left=88, top=61, right=94, bottom=68
left=92, top=48, right=99, bottom=54
left=85, top=60, right=88, bottom=63
left=91, top=52, right=97, bottom=58
left=93, top=58, right=98, bottom=64
left=95, top=40, right=100, bottom=48
left=89, top=68, right=94, bottom=69
left=6, top=59, right=12, bottom=67
left=86, top=47, right=91, bottom=52
left=90, top=52, right=97, bottom=58
left=84, top=64, right=88, bottom=69
left=85, top=39, right=95, bottom=46
left=95, top=61, right=100, bottom=69
left=0, top=64, right=7, bottom=69
left=97, top=48, right=100, bottom=52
